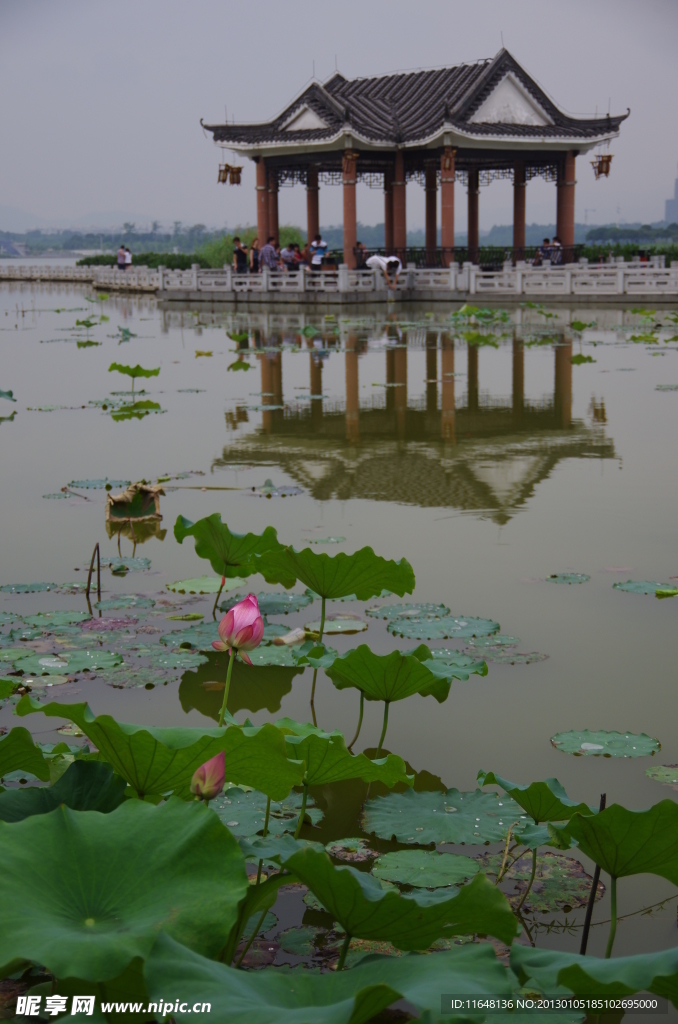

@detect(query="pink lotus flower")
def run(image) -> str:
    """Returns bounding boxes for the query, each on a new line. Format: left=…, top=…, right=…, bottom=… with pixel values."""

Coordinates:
left=190, top=751, right=225, bottom=801
left=212, top=594, right=265, bottom=665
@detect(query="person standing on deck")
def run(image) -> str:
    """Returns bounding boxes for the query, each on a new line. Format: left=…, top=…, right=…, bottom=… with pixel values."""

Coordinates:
left=117, top=244, right=126, bottom=271
left=124, top=247, right=132, bottom=270
left=232, top=236, right=248, bottom=274
left=249, top=237, right=260, bottom=274
left=259, top=236, right=279, bottom=272
left=309, top=233, right=327, bottom=271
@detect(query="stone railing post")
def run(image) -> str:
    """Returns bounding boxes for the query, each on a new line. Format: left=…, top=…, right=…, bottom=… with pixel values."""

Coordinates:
left=191, top=263, right=199, bottom=290
left=156, top=266, right=165, bottom=292
left=261, top=266, right=269, bottom=292
left=338, top=263, right=350, bottom=292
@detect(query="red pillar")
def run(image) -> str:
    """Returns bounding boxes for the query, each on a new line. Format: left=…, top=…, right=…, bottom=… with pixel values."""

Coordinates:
left=557, top=151, right=576, bottom=259
left=393, top=151, right=407, bottom=260
left=306, top=166, right=319, bottom=244
left=425, top=167, right=437, bottom=264
left=440, top=147, right=455, bottom=267
left=268, top=169, right=279, bottom=243
left=467, top=167, right=479, bottom=264
left=384, top=166, right=394, bottom=252
left=513, top=160, right=526, bottom=261
left=256, top=159, right=269, bottom=245
left=342, top=151, right=358, bottom=269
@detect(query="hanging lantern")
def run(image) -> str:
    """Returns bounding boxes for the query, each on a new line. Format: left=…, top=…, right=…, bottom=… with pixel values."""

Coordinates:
left=218, top=163, right=230, bottom=184
left=591, top=153, right=613, bottom=180
left=229, top=165, right=242, bottom=185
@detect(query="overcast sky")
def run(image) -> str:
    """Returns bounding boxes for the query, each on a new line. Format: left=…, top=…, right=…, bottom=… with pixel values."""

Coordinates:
left=2, top=0, right=677, bottom=232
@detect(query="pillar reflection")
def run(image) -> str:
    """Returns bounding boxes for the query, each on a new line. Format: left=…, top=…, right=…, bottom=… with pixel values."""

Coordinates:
left=467, top=342, right=479, bottom=414
left=426, top=331, right=438, bottom=414
left=512, top=332, right=524, bottom=425
left=554, top=334, right=573, bottom=429
left=441, top=333, right=456, bottom=442
left=345, top=332, right=359, bottom=443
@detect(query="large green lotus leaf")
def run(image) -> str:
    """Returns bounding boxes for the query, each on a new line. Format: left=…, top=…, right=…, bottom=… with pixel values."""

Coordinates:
left=255, top=545, right=415, bottom=600
left=477, top=851, right=602, bottom=914
left=0, top=727, right=50, bottom=782
left=366, top=602, right=450, bottom=620
left=211, top=787, right=323, bottom=838
left=0, top=761, right=126, bottom=822
left=551, top=729, right=660, bottom=757
left=221, top=590, right=313, bottom=615
left=511, top=944, right=678, bottom=1006
left=292, top=641, right=338, bottom=669
left=421, top=648, right=489, bottom=681
left=478, top=772, right=595, bottom=822
left=326, top=644, right=450, bottom=704
left=167, top=575, right=245, bottom=595
left=363, top=787, right=530, bottom=845
left=613, top=579, right=672, bottom=594
left=283, top=847, right=519, bottom=947
left=108, top=361, right=160, bottom=378
left=646, top=765, right=678, bottom=786
left=174, top=513, right=282, bottom=578
left=18, top=650, right=123, bottom=676
left=0, top=799, right=248, bottom=982
left=246, top=644, right=298, bottom=667
left=16, top=697, right=304, bottom=800
left=280, top=722, right=413, bottom=788
left=388, top=615, right=499, bottom=641
left=145, top=932, right=513, bottom=1024
left=554, top=801, right=678, bottom=882
left=0, top=678, right=19, bottom=699
left=373, top=849, right=478, bottom=888
left=237, top=833, right=324, bottom=867
left=22, top=610, right=91, bottom=627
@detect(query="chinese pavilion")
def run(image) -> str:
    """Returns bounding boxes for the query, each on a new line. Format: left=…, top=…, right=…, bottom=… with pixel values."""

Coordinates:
left=202, top=49, right=628, bottom=267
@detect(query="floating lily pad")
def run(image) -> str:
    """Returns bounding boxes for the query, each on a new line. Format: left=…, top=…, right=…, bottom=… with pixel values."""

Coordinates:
left=325, top=838, right=379, bottom=863
left=546, top=574, right=590, bottom=584
left=0, top=612, right=22, bottom=625
left=67, top=479, right=131, bottom=490
left=18, top=650, right=123, bottom=676
left=246, top=645, right=299, bottom=667
left=422, top=649, right=489, bottom=681
left=8, top=626, right=43, bottom=641
left=250, top=479, right=303, bottom=497
left=373, top=849, right=479, bottom=888
left=363, top=788, right=529, bottom=846
left=160, top=622, right=219, bottom=650
left=221, top=591, right=313, bottom=616
left=477, top=851, right=603, bottom=913
left=277, top=924, right=322, bottom=957
left=0, top=582, right=58, bottom=594
left=305, top=615, right=368, bottom=635
left=153, top=651, right=209, bottom=671
left=656, top=384, right=678, bottom=391
left=167, top=612, right=204, bottom=621
left=613, top=580, right=672, bottom=595
left=98, top=665, right=170, bottom=690
left=309, top=537, right=346, bottom=545
left=100, top=557, right=150, bottom=572
left=22, top=611, right=91, bottom=628
left=211, top=787, right=322, bottom=838
left=168, top=576, right=245, bottom=595
left=0, top=648, right=33, bottom=663
left=551, top=730, right=660, bottom=758
left=645, top=765, right=678, bottom=786
left=366, top=603, right=450, bottom=621
left=466, top=634, right=520, bottom=649
left=94, top=595, right=155, bottom=610
left=388, top=616, right=499, bottom=641
left=480, top=651, right=549, bottom=665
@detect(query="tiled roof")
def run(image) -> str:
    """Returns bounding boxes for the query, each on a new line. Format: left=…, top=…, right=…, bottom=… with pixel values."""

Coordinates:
left=203, top=50, right=628, bottom=149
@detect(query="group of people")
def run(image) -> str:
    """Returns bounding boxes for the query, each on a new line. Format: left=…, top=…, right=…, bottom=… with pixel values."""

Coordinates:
left=232, top=235, right=402, bottom=289
left=116, top=245, right=133, bottom=270
left=534, top=236, right=565, bottom=266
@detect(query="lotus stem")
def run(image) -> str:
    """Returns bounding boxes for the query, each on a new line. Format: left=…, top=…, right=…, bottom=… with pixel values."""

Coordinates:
left=495, top=824, right=516, bottom=885
left=376, top=701, right=390, bottom=757
left=212, top=581, right=225, bottom=619
left=255, top=795, right=271, bottom=885
left=515, top=846, right=538, bottom=913
left=605, top=876, right=617, bottom=958
left=294, top=784, right=308, bottom=840
left=318, top=596, right=326, bottom=646
left=235, top=907, right=269, bottom=969
left=347, top=692, right=364, bottom=752
left=217, top=649, right=236, bottom=727
left=310, top=668, right=318, bottom=727
left=580, top=793, right=606, bottom=955
left=336, top=931, right=352, bottom=971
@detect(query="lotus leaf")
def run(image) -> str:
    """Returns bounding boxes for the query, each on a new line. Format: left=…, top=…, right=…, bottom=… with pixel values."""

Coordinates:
left=511, top=944, right=678, bottom=1006
left=167, top=612, right=204, bottom=621
left=0, top=677, right=19, bottom=699
left=237, top=834, right=325, bottom=867
left=477, top=851, right=602, bottom=914
left=551, top=729, right=660, bottom=757
left=0, top=389, right=16, bottom=402
left=305, top=615, right=368, bottom=635
left=221, top=590, right=313, bottom=616
left=388, top=615, right=499, bottom=641
left=108, top=362, right=160, bottom=378
left=0, top=799, right=248, bottom=982
left=0, top=728, right=50, bottom=782
left=0, top=647, right=34, bottom=662
left=372, top=849, right=478, bottom=888
left=94, top=595, right=155, bottom=610
left=326, top=838, right=378, bottom=863
left=326, top=645, right=451, bottom=704
left=211, top=788, right=323, bottom=838
left=283, top=847, right=519, bottom=947
left=255, top=545, right=415, bottom=600
left=110, top=400, right=163, bottom=421
left=100, top=557, right=150, bottom=571
left=363, top=787, right=530, bottom=845
left=554, top=801, right=678, bottom=884
left=174, top=513, right=282, bottom=578
left=422, top=648, right=489, bottom=681
left=0, top=582, right=57, bottom=593
left=160, top=621, right=219, bottom=649
left=613, top=579, right=672, bottom=594
left=16, top=697, right=305, bottom=800
left=646, top=765, right=678, bottom=786
left=483, top=650, right=548, bottom=665
left=168, top=575, right=245, bottom=594
left=19, top=649, right=124, bottom=676
left=478, top=773, right=595, bottom=822
left=153, top=651, right=208, bottom=670
left=0, top=761, right=126, bottom=822
left=546, top=574, right=590, bottom=584
left=246, top=645, right=298, bottom=667
left=155, top=931, right=515, bottom=1022
left=278, top=720, right=413, bottom=788
left=292, top=641, right=338, bottom=670
left=570, top=355, right=596, bottom=365
left=0, top=612, right=22, bottom=624
left=366, top=602, right=450, bottom=620
left=8, top=625, right=42, bottom=641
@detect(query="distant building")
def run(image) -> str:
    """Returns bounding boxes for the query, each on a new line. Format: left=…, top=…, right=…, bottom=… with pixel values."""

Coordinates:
left=666, top=167, right=678, bottom=224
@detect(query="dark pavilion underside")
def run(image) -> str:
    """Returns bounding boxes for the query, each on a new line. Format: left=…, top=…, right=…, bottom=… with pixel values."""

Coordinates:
left=202, top=49, right=628, bottom=266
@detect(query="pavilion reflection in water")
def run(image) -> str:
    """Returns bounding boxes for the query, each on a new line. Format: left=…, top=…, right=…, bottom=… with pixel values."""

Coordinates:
left=214, top=319, right=615, bottom=524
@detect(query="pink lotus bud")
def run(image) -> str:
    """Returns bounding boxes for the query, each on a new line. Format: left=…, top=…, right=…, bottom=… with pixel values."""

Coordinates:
left=212, top=594, right=265, bottom=665
left=190, top=750, right=225, bottom=801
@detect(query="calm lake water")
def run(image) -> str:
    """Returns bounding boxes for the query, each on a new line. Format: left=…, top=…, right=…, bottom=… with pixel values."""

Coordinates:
left=2, top=281, right=678, bottom=967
